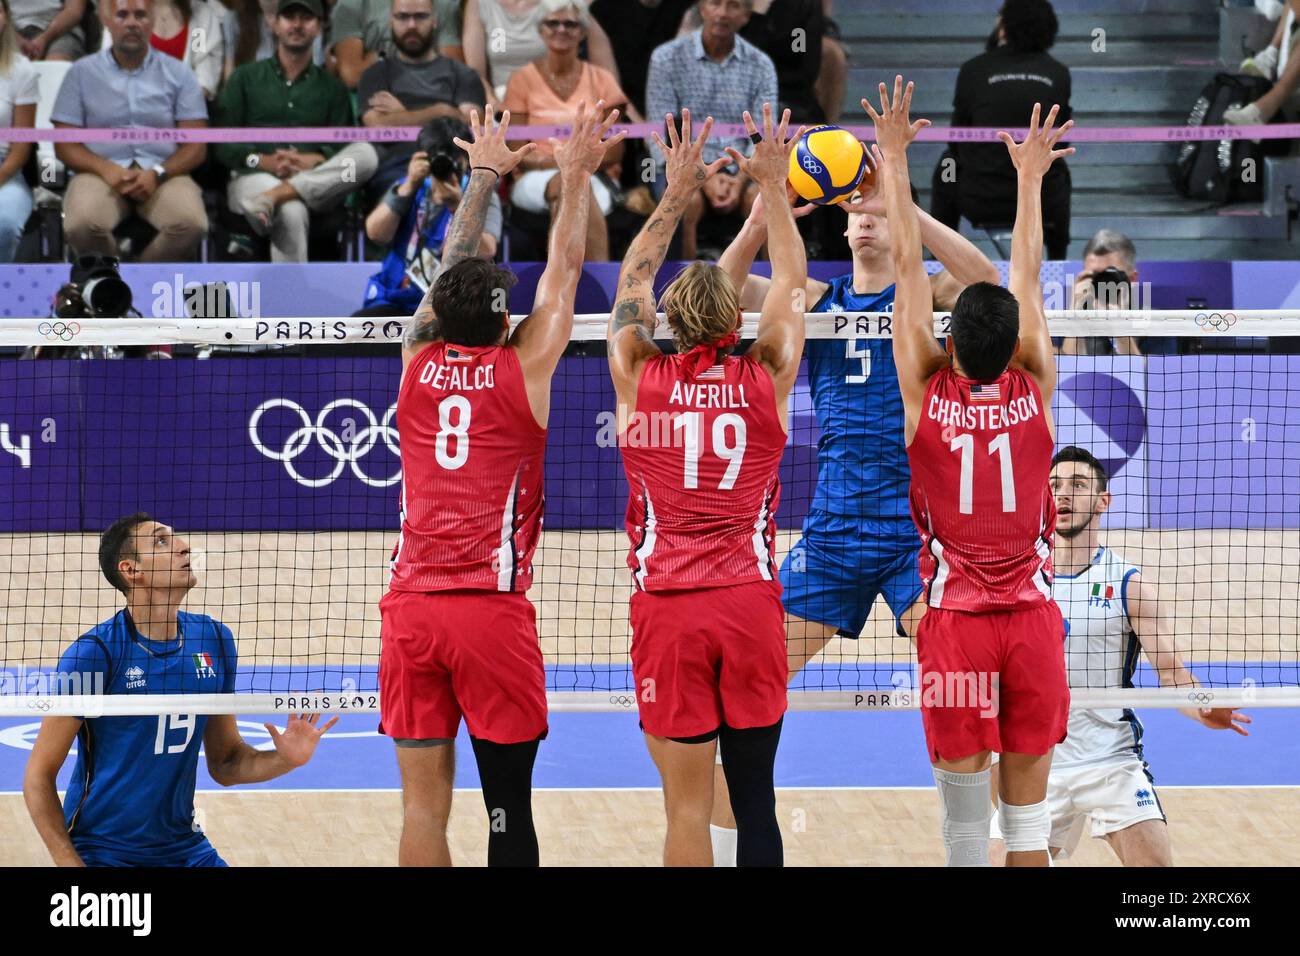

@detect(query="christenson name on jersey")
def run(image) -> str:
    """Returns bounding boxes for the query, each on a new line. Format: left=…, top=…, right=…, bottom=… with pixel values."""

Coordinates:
left=389, top=342, right=546, bottom=593
left=621, top=353, right=786, bottom=591
left=907, top=366, right=1057, bottom=611
left=1054, top=546, right=1147, bottom=768
left=927, top=388, right=1041, bottom=432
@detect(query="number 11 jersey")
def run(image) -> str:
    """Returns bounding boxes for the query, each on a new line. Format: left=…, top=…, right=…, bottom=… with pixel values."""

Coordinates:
left=389, top=342, right=547, bottom=594
left=620, top=352, right=787, bottom=592
left=907, top=365, right=1056, bottom=611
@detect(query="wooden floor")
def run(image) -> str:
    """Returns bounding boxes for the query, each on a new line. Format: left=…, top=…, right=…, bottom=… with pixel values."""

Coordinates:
left=4, top=787, right=1299, bottom=867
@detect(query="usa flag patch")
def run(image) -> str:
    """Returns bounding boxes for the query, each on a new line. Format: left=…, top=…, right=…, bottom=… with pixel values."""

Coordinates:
left=969, top=382, right=1000, bottom=403
left=696, top=364, right=725, bottom=381
left=445, top=347, right=475, bottom=363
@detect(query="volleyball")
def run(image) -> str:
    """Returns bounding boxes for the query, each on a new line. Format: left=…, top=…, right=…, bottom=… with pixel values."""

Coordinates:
left=788, top=125, right=870, bottom=205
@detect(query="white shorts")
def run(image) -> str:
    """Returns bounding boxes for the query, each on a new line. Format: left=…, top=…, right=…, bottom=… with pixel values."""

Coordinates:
left=990, top=756, right=1166, bottom=857
left=511, top=170, right=613, bottom=215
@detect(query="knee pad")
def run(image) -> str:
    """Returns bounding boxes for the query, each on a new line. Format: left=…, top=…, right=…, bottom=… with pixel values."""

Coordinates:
left=933, top=767, right=992, bottom=867
left=999, top=799, right=1050, bottom=854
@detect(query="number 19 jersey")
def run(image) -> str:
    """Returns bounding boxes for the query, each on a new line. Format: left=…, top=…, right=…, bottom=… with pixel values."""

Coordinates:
left=388, top=342, right=547, bottom=593
left=620, top=352, right=787, bottom=591
left=907, top=365, right=1056, bottom=611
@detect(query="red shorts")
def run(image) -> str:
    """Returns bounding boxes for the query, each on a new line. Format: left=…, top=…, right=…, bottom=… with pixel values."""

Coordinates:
left=915, top=601, right=1069, bottom=762
left=629, top=579, right=788, bottom=740
left=378, top=589, right=548, bottom=744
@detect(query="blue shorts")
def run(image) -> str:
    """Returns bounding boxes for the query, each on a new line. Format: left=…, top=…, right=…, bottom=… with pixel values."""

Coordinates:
left=77, top=841, right=229, bottom=867
left=778, top=510, right=923, bottom=637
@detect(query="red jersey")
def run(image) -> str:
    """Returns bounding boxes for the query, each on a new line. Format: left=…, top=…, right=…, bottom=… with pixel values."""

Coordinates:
left=907, top=366, right=1056, bottom=611
left=388, top=342, right=546, bottom=593
left=620, top=353, right=786, bottom=591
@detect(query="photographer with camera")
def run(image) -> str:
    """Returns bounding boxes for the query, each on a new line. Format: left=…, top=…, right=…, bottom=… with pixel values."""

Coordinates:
left=1059, top=228, right=1142, bottom=357
left=356, top=116, right=502, bottom=318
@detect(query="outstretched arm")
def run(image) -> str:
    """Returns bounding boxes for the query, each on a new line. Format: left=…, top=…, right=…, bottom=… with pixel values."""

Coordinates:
left=402, top=109, right=536, bottom=369
left=862, top=77, right=947, bottom=444
left=608, top=110, right=730, bottom=418
left=718, top=189, right=821, bottom=312
left=998, top=103, right=1073, bottom=407
left=726, top=105, right=807, bottom=419
left=1129, top=576, right=1252, bottom=736
left=512, top=102, right=626, bottom=424
left=203, top=713, right=339, bottom=786
left=841, top=181, right=999, bottom=311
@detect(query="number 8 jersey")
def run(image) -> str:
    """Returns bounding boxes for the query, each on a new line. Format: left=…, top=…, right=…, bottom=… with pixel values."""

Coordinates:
left=389, top=342, right=547, bottom=593
left=620, top=352, right=787, bottom=591
left=907, top=365, right=1057, bottom=611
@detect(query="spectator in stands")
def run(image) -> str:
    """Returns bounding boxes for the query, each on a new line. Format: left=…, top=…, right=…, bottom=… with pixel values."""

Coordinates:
left=358, top=116, right=501, bottom=317
left=332, top=0, right=463, bottom=90
left=52, top=0, right=209, bottom=262
left=462, top=0, right=619, bottom=101
left=816, top=0, right=846, bottom=122
left=683, top=0, right=824, bottom=123
left=11, top=0, right=86, bottom=61
left=588, top=0, right=693, bottom=115
left=359, top=0, right=485, bottom=200
left=1059, top=228, right=1145, bottom=357
left=0, top=0, right=36, bottom=263
left=216, top=0, right=379, bottom=262
left=218, top=0, right=326, bottom=84
left=929, top=0, right=1072, bottom=259
left=1229, top=0, right=1300, bottom=124
left=645, top=0, right=776, bottom=231
left=103, top=0, right=226, bottom=98
left=502, top=0, right=627, bottom=260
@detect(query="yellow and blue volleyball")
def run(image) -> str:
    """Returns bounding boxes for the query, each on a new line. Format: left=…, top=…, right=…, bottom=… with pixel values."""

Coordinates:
left=788, top=125, right=869, bottom=205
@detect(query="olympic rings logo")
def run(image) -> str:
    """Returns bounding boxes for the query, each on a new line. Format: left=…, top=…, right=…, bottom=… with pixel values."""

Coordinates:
left=1194, top=312, right=1237, bottom=331
left=800, top=153, right=824, bottom=176
left=1186, top=691, right=1216, bottom=704
left=249, top=398, right=401, bottom=489
left=608, top=695, right=637, bottom=708
left=26, top=697, right=52, bottom=712
left=38, top=321, right=81, bottom=341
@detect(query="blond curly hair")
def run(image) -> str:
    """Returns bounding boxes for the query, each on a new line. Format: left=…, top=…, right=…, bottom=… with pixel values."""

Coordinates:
left=660, top=262, right=741, bottom=353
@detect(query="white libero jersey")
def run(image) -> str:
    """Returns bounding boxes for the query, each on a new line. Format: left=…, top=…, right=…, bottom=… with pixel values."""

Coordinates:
left=1053, top=546, right=1144, bottom=768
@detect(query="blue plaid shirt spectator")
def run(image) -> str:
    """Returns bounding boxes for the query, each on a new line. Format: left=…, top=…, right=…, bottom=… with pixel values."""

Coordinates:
left=645, top=29, right=777, bottom=176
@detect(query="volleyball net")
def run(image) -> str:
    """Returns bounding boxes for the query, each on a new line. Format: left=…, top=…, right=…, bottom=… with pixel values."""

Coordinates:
left=1, top=310, right=1297, bottom=716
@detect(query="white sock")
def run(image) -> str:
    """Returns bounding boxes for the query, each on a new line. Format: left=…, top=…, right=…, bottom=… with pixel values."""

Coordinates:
left=710, top=824, right=738, bottom=867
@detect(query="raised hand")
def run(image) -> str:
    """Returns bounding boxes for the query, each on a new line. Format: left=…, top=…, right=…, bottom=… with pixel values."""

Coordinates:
left=554, top=99, right=628, bottom=178
left=652, top=108, right=732, bottom=194
left=862, top=75, right=931, bottom=157
left=263, top=713, right=340, bottom=768
left=453, top=109, right=538, bottom=179
left=724, top=103, right=803, bottom=192
left=997, top=102, right=1075, bottom=179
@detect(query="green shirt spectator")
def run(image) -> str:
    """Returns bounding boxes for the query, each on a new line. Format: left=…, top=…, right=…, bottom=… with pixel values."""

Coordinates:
left=215, top=54, right=355, bottom=173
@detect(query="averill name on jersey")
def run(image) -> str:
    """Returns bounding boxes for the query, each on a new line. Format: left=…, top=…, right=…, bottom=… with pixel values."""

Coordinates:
left=667, top=381, right=750, bottom=409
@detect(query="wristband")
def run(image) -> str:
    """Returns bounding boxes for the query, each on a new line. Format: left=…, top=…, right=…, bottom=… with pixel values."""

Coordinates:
left=471, top=166, right=501, bottom=181
left=384, top=184, right=414, bottom=215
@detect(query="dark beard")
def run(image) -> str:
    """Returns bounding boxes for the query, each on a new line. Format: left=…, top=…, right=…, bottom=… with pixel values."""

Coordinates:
left=397, top=32, right=434, bottom=57
left=1056, top=517, right=1091, bottom=541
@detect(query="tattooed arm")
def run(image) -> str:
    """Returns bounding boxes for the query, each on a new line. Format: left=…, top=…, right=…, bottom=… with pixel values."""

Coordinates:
left=607, top=109, right=730, bottom=421
left=400, top=109, right=536, bottom=372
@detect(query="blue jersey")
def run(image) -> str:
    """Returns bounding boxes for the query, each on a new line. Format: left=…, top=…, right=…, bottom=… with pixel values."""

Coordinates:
left=57, top=609, right=237, bottom=865
left=806, top=275, right=910, bottom=519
